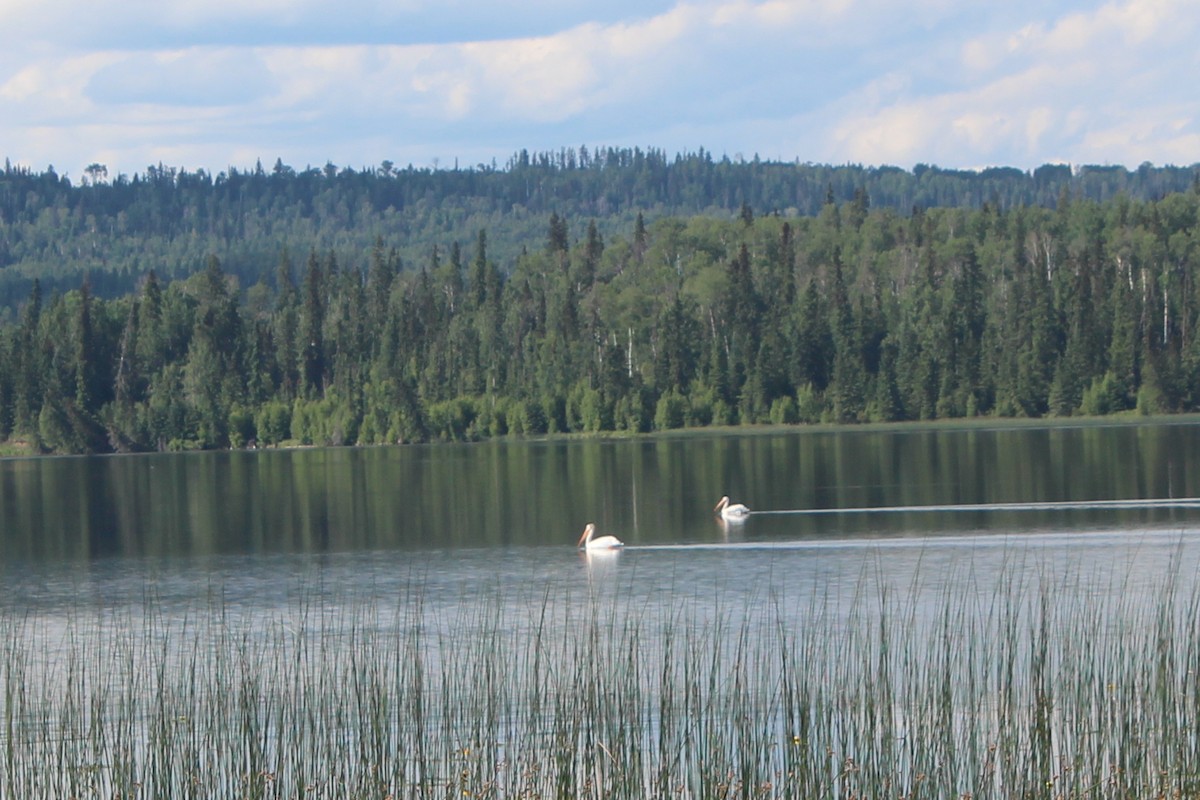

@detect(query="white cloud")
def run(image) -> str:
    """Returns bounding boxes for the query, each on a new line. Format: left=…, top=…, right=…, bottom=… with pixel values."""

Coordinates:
left=1, top=52, right=118, bottom=113
left=87, top=49, right=275, bottom=107
left=1079, top=110, right=1200, bottom=166
left=461, top=33, right=599, bottom=121
left=0, top=0, right=1197, bottom=175
left=819, top=0, right=1200, bottom=168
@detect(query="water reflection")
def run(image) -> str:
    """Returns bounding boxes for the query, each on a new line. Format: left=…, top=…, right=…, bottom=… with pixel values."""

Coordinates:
left=714, top=515, right=747, bottom=542
left=1, top=421, right=1199, bottom=562
left=581, top=546, right=622, bottom=583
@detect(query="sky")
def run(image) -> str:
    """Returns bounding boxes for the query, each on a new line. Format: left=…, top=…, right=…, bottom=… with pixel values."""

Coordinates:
left=1, top=0, right=1197, bottom=181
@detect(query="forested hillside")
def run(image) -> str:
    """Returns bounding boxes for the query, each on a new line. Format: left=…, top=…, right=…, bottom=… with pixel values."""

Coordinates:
left=2, top=150, right=1197, bottom=316
left=2, top=172, right=1199, bottom=453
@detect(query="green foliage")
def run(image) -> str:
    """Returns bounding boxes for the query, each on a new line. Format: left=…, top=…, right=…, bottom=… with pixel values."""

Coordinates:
left=37, top=394, right=74, bottom=453
left=4, top=155, right=1196, bottom=313
left=685, top=385, right=716, bottom=427
left=290, top=396, right=359, bottom=446
left=566, top=382, right=609, bottom=433
left=654, top=390, right=687, bottom=431
left=794, top=384, right=826, bottom=424
left=1137, top=380, right=1167, bottom=416
left=518, top=398, right=548, bottom=436
left=541, top=393, right=567, bottom=435
left=769, top=395, right=799, bottom=425
left=1079, top=373, right=1126, bottom=417
left=227, top=405, right=256, bottom=449
left=426, top=397, right=479, bottom=442
left=614, top=388, right=652, bottom=433
left=255, top=400, right=292, bottom=446
left=3, top=176, right=1200, bottom=453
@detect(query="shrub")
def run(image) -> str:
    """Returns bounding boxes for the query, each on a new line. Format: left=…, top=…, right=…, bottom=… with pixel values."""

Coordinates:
left=654, top=390, right=687, bottom=431
left=255, top=400, right=292, bottom=446
left=769, top=395, right=799, bottom=425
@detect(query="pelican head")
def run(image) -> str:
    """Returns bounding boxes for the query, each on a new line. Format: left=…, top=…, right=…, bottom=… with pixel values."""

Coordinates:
left=577, top=523, right=597, bottom=548
left=714, top=496, right=731, bottom=513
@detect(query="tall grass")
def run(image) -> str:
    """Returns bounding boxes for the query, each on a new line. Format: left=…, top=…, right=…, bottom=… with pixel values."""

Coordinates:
left=3, top=554, right=1200, bottom=799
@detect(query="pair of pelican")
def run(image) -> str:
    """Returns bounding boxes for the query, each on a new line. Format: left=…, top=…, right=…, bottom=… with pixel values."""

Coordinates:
left=576, top=495, right=751, bottom=549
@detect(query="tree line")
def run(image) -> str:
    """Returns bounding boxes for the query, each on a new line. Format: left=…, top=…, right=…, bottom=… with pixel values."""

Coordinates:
left=2, top=153, right=1198, bottom=317
left=2, top=185, right=1200, bottom=454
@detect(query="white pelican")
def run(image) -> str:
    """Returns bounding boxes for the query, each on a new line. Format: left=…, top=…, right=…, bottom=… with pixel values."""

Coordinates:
left=577, top=523, right=624, bottom=550
left=714, top=495, right=751, bottom=521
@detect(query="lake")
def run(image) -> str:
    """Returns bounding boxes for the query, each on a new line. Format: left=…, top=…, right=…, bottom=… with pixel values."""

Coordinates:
left=3, top=420, right=1200, bottom=798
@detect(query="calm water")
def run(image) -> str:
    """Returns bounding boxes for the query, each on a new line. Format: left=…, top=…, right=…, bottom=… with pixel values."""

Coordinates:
left=1, top=420, right=1199, bottom=617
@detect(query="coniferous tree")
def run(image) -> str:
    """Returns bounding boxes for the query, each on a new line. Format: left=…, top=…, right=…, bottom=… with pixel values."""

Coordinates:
left=366, top=237, right=395, bottom=329
left=776, top=221, right=797, bottom=307
left=272, top=253, right=299, bottom=401
left=136, top=272, right=166, bottom=376
left=11, top=279, right=44, bottom=434
left=633, top=212, right=648, bottom=264
left=653, top=293, right=698, bottom=393
left=547, top=213, right=569, bottom=257
left=872, top=337, right=904, bottom=421
left=942, top=239, right=985, bottom=414
left=793, top=279, right=833, bottom=393
left=69, top=287, right=114, bottom=444
left=183, top=255, right=243, bottom=446
left=1012, top=233, right=1059, bottom=417
left=470, top=230, right=490, bottom=312
left=721, top=243, right=762, bottom=405
left=576, top=220, right=602, bottom=291
left=74, top=280, right=98, bottom=411
left=299, top=251, right=326, bottom=396
left=108, top=297, right=142, bottom=449
left=829, top=258, right=866, bottom=422
left=0, top=332, right=11, bottom=438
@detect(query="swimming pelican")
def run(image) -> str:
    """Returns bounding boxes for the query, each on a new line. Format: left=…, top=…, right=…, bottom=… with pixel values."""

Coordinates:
left=714, top=495, right=751, bottom=521
left=577, top=522, right=624, bottom=550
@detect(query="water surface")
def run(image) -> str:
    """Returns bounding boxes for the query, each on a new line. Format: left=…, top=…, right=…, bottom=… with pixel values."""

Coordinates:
left=2, top=419, right=1198, bottom=620
left=3, top=420, right=1199, bottom=558
left=5, top=422, right=1200, bottom=798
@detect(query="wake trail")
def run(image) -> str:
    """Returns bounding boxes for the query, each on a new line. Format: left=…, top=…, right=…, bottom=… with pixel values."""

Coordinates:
left=751, top=498, right=1200, bottom=515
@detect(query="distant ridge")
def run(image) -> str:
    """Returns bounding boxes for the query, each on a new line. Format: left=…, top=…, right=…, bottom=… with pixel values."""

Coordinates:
left=0, top=149, right=1197, bottom=310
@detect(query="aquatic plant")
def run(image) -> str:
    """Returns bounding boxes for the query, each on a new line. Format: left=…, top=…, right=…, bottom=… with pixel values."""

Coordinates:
left=3, top=555, right=1200, bottom=799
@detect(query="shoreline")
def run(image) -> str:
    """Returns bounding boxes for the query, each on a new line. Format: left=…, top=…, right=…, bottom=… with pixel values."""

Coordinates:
left=4, top=410, right=1199, bottom=460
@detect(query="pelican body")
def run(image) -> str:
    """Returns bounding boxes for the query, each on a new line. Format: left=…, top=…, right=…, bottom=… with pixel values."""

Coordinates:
left=714, top=495, right=751, bottom=521
left=577, top=523, right=623, bottom=550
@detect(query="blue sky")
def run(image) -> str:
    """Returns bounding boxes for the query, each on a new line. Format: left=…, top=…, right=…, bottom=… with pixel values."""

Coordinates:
left=2, top=0, right=1197, bottom=181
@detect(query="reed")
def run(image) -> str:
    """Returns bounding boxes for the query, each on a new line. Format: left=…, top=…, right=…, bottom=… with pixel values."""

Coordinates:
left=2, top=555, right=1199, bottom=799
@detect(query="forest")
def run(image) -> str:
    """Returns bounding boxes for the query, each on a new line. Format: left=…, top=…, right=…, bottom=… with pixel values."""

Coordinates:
left=2, top=149, right=1198, bottom=314
left=1, top=151, right=1200, bottom=453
